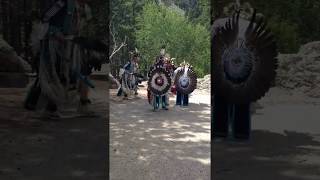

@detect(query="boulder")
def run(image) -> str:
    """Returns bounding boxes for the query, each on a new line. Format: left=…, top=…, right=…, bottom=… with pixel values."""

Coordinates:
left=0, top=38, right=31, bottom=73
left=197, top=74, right=211, bottom=91
left=0, top=38, right=31, bottom=88
left=276, top=41, right=320, bottom=97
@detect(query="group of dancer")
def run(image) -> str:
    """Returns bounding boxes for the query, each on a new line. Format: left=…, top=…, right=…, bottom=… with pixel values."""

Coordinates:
left=23, top=0, right=195, bottom=118
left=117, top=46, right=197, bottom=111
left=116, top=8, right=278, bottom=141
left=19, top=0, right=278, bottom=143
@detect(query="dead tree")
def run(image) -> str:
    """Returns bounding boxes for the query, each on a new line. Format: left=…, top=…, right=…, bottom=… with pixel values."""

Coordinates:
left=108, top=23, right=127, bottom=88
left=0, top=0, right=33, bottom=58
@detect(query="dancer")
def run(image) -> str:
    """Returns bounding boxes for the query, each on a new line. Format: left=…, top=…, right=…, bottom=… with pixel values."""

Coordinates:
left=147, top=46, right=172, bottom=110
left=117, top=50, right=141, bottom=99
left=212, top=10, right=277, bottom=140
left=24, top=0, right=102, bottom=118
left=173, top=61, right=197, bottom=106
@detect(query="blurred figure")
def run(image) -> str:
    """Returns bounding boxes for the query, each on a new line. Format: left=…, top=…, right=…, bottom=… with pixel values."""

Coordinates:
left=117, top=50, right=141, bottom=99
left=24, top=0, right=96, bottom=118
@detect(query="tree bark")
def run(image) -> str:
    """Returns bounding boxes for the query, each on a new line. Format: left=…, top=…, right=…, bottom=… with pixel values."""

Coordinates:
left=213, top=0, right=225, bottom=20
left=1, top=0, right=9, bottom=41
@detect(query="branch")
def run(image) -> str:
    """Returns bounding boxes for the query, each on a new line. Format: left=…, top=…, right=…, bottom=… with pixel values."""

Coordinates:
left=109, top=23, right=127, bottom=60
left=109, top=23, right=117, bottom=53
left=109, top=36, right=127, bottom=59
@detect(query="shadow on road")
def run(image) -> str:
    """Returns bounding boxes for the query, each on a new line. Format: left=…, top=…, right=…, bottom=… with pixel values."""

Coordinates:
left=0, top=80, right=108, bottom=180
left=213, top=130, right=320, bottom=180
left=110, top=94, right=211, bottom=180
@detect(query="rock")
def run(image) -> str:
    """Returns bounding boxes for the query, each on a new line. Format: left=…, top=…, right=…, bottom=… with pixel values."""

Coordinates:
left=0, top=38, right=31, bottom=87
left=0, top=38, right=31, bottom=73
left=298, top=41, right=320, bottom=56
left=307, top=87, right=320, bottom=98
left=17, top=56, right=32, bottom=73
left=197, top=74, right=211, bottom=91
left=277, top=41, right=320, bottom=97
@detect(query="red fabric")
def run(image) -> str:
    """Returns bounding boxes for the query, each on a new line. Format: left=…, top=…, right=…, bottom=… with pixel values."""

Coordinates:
left=171, top=85, right=177, bottom=95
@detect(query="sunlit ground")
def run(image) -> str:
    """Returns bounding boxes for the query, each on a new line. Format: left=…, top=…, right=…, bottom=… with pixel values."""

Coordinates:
left=110, top=87, right=211, bottom=180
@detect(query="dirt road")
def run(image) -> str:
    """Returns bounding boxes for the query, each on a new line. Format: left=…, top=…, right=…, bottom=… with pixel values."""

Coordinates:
left=110, top=85, right=211, bottom=180
left=110, top=85, right=320, bottom=180
left=213, top=87, right=320, bottom=180
left=0, top=80, right=108, bottom=180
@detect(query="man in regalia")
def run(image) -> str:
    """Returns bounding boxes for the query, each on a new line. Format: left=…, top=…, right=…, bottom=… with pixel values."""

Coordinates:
left=24, top=0, right=97, bottom=117
left=212, top=9, right=277, bottom=140
left=147, top=46, right=171, bottom=110
left=173, top=62, right=189, bottom=106
left=117, top=51, right=141, bottom=99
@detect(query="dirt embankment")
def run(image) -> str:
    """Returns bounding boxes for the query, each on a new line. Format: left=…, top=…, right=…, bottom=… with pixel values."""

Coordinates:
left=197, top=74, right=210, bottom=92
left=0, top=38, right=32, bottom=88
left=277, top=41, right=320, bottom=98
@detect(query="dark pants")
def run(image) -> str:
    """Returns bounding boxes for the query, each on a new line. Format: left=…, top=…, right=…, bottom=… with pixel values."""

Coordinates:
left=176, top=92, right=189, bottom=106
left=117, top=87, right=123, bottom=96
left=24, top=79, right=41, bottom=111
left=154, top=95, right=166, bottom=109
left=213, top=95, right=251, bottom=139
left=24, top=78, right=57, bottom=112
left=116, top=78, right=128, bottom=98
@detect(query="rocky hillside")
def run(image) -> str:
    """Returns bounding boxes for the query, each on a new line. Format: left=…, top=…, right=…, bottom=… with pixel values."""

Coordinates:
left=197, top=74, right=210, bottom=92
left=196, top=41, right=320, bottom=98
left=277, top=41, right=320, bottom=98
left=0, top=38, right=31, bottom=88
left=0, top=38, right=31, bottom=73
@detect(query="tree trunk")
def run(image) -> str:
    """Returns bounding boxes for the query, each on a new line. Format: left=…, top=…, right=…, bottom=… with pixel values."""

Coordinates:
left=1, top=0, right=10, bottom=41
left=213, top=0, right=225, bottom=20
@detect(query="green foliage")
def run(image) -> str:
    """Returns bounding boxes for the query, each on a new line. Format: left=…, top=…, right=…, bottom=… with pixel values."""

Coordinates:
left=216, top=0, right=320, bottom=53
left=87, top=0, right=109, bottom=40
left=175, top=0, right=211, bottom=28
left=135, top=3, right=210, bottom=77
left=268, top=18, right=300, bottom=53
left=243, top=0, right=320, bottom=53
left=110, top=0, right=153, bottom=67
